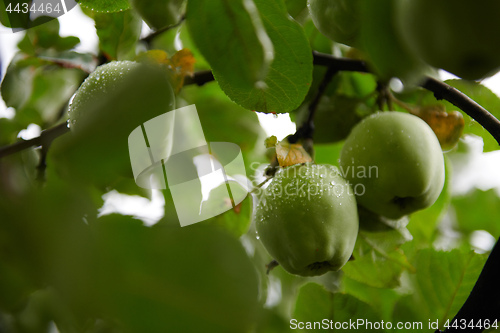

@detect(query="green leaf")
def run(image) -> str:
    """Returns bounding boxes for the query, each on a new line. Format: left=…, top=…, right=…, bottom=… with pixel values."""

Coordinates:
left=48, top=63, right=175, bottom=187
left=1, top=54, right=86, bottom=128
left=302, top=19, right=334, bottom=54
left=179, top=83, right=264, bottom=158
left=393, top=249, right=487, bottom=330
left=293, top=283, right=383, bottom=332
left=130, top=0, right=185, bottom=30
left=342, top=228, right=413, bottom=288
left=90, top=9, right=142, bottom=60
left=79, top=0, right=130, bottom=13
left=92, top=215, right=260, bottom=333
left=341, top=277, right=400, bottom=321
left=25, top=67, right=86, bottom=125
left=209, top=0, right=313, bottom=113
left=0, top=0, right=30, bottom=29
left=284, top=0, right=308, bottom=20
left=408, top=156, right=451, bottom=246
left=313, top=142, right=343, bottom=166
left=295, top=95, right=362, bottom=143
left=357, top=0, right=430, bottom=84
left=443, top=79, right=500, bottom=152
left=452, top=189, right=500, bottom=239
left=1, top=54, right=40, bottom=112
left=186, top=0, right=273, bottom=90
left=188, top=184, right=253, bottom=237
left=17, top=18, right=80, bottom=55
left=0, top=119, right=23, bottom=145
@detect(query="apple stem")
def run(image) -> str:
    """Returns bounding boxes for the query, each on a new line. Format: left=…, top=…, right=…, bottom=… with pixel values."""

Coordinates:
left=289, top=64, right=339, bottom=144
left=266, top=260, right=279, bottom=274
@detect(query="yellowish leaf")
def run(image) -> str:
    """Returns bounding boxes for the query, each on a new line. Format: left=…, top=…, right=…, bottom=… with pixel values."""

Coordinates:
left=265, top=135, right=278, bottom=148
left=169, top=48, right=196, bottom=93
left=276, top=141, right=312, bottom=167
left=415, top=105, right=465, bottom=150
left=136, top=50, right=170, bottom=64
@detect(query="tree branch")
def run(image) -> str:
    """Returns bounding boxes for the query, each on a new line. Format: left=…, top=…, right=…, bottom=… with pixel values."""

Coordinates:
left=289, top=65, right=338, bottom=143
left=140, top=15, right=186, bottom=46
left=421, top=77, right=500, bottom=146
left=312, top=51, right=500, bottom=147
left=184, top=70, right=215, bottom=86
left=442, top=237, right=500, bottom=332
left=0, top=122, right=69, bottom=159
left=313, top=51, right=370, bottom=72
left=3, top=52, right=500, bottom=161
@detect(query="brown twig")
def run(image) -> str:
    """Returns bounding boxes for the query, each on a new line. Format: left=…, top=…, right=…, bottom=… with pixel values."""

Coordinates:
left=140, top=15, right=186, bottom=46
left=184, top=70, right=215, bottom=86
left=0, top=122, right=69, bottom=159
left=421, top=77, right=500, bottom=146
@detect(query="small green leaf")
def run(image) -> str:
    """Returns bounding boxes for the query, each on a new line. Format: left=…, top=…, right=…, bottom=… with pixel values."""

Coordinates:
left=342, top=228, right=413, bottom=288
left=294, top=95, right=362, bottom=143
left=130, top=0, right=185, bottom=30
left=179, top=83, right=264, bottom=158
left=195, top=193, right=252, bottom=238
left=341, top=276, right=400, bottom=321
left=393, top=249, right=487, bottom=329
left=284, top=0, right=308, bottom=19
left=452, top=189, right=500, bottom=239
left=408, top=156, right=451, bottom=246
left=1, top=54, right=40, bottom=112
left=90, top=9, right=142, bottom=60
left=215, top=0, right=313, bottom=113
left=302, top=19, right=334, bottom=54
left=79, top=0, right=130, bottom=13
left=17, top=17, right=80, bottom=55
left=313, top=142, right=343, bottom=166
left=357, top=0, right=431, bottom=84
left=1, top=53, right=86, bottom=128
left=443, top=79, right=500, bottom=152
left=186, top=0, right=273, bottom=91
left=294, top=283, right=383, bottom=332
left=93, top=216, right=260, bottom=333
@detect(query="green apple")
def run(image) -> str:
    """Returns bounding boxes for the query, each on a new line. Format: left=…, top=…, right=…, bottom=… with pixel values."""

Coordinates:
left=130, top=0, right=185, bottom=30
left=395, top=0, right=500, bottom=80
left=307, top=0, right=360, bottom=47
left=254, top=163, right=359, bottom=276
left=340, top=112, right=444, bottom=219
left=69, top=61, right=139, bottom=133
left=52, top=61, right=175, bottom=184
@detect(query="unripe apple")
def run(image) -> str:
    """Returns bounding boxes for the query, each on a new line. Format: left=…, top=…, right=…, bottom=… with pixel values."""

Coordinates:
left=395, top=0, right=500, bottom=80
left=254, top=164, right=359, bottom=276
left=68, top=61, right=140, bottom=133
left=52, top=61, right=175, bottom=184
left=340, top=112, right=445, bottom=219
left=307, top=0, right=359, bottom=47
left=130, top=0, right=185, bottom=30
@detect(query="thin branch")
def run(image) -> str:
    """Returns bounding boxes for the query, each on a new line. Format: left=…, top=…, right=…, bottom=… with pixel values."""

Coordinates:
left=289, top=65, right=339, bottom=143
left=3, top=52, right=500, bottom=161
left=307, top=66, right=339, bottom=126
left=0, top=70, right=215, bottom=160
left=422, top=77, right=500, bottom=145
left=312, top=51, right=500, bottom=147
left=184, top=70, right=215, bottom=86
left=140, top=15, right=186, bottom=46
left=442, top=237, right=500, bottom=332
left=0, top=122, right=69, bottom=159
left=313, top=51, right=370, bottom=72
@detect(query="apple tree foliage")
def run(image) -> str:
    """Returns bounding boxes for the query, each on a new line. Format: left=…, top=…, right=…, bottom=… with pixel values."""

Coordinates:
left=0, top=0, right=500, bottom=332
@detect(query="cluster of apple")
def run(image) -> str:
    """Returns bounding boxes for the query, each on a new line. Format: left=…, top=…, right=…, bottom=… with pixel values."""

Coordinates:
left=254, top=112, right=445, bottom=276
left=308, top=0, right=500, bottom=80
